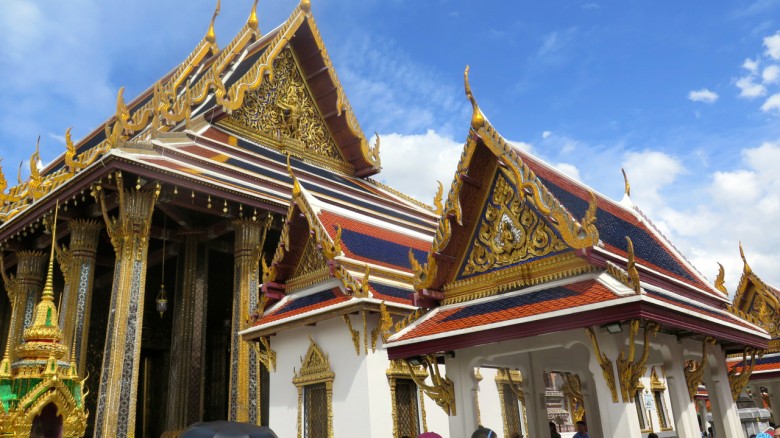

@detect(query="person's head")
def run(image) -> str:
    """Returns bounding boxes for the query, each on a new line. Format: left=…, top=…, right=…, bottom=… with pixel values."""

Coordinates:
left=471, top=427, right=497, bottom=438
left=576, top=421, right=587, bottom=433
left=648, top=433, right=659, bottom=438
left=549, top=421, right=557, bottom=431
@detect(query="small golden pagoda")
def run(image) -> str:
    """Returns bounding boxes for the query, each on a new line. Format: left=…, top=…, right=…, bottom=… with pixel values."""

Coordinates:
left=0, top=209, right=87, bottom=437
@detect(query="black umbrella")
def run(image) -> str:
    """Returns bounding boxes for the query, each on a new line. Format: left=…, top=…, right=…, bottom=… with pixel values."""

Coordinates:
left=180, top=421, right=278, bottom=438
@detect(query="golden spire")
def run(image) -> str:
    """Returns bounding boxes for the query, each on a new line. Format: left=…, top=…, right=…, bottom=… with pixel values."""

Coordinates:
left=464, top=65, right=485, bottom=130
left=206, top=0, right=221, bottom=44
left=248, top=0, right=259, bottom=30
left=15, top=202, right=67, bottom=361
left=0, top=325, right=11, bottom=378
left=299, top=0, right=311, bottom=12
left=621, top=168, right=631, bottom=197
left=739, top=241, right=752, bottom=274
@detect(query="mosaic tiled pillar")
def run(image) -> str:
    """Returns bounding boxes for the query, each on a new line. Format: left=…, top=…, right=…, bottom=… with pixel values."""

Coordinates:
left=93, top=183, right=159, bottom=438
left=165, top=236, right=209, bottom=432
left=6, top=251, right=47, bottom=363
left=229, top=218, right=268, bottom=424
left=57, top=219, right=102, bottom=374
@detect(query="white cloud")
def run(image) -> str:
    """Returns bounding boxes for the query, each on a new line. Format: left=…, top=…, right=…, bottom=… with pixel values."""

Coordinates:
left=622, top=150, right=685, bottom=215
left=375, top=130, right=463, bottom=203
left=688, top=88, right=719, bottom=104
left=761, top=92, right=780, bottom=113
left=743, top=57, right=760, bottom=74
left=553, top=163, right=581, bottom=180
left=764, top=31, right=780, bottom=60
left=334, top=34, right=465, bottom=136
left=639, top=140, right=780, bottom=290
left=735, top=75, right=767, bottom=98
left=763, top=65, right=780, bottom=83
left=542, top=130, right=552, bottom=139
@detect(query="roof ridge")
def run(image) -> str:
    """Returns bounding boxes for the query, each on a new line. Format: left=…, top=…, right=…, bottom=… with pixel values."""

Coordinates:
left=630, top=203, right=717, bottom=295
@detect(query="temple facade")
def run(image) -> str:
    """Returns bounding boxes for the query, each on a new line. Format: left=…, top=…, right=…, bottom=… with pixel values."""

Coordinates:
left=0, top=1, right=772, bottom=438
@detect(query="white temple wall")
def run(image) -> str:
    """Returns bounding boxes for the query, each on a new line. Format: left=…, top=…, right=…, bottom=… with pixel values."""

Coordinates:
left=264, top=313, right=457, bottom=437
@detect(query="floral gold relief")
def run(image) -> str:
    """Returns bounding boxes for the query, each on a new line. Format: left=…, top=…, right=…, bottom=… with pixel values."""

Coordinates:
left=223, top=48, right=351, bottom=172
left=460, top=169, right=569, bottom=278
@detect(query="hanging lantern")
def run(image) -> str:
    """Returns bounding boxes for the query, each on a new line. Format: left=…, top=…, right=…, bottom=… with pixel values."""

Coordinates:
left=157, top=215, right=169, bottom=318
left=156, top=284, right=168, bottom=317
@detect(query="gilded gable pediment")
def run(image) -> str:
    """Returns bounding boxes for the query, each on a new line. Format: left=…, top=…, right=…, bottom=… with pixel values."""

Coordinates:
left=222, top=48, right=351, bottom=172
left=286, top=235, right=331, bottom=292
left=456, top=167, right=570, bottom=280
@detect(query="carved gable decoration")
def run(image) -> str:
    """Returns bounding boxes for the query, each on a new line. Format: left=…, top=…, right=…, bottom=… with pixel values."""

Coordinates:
left=293, top=339, right=335, bottom=386
left=287, top=235, right=331, bottom=292
left=456, top=167, right=569, bottom=280
left=736, top=278, right=780, bottom=338
left=225, top=48, right=350, bottom=171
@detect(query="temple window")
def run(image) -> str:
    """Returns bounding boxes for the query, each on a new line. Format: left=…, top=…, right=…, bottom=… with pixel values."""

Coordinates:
left=387, top=360, right=427, bottom=438
left=650, top=367, right=672, bottom=431
left=633, top=385, right=651, bottom=433
left=293, top=339, right=334, bottom=438
left=496, top=368, right=527, bottom=438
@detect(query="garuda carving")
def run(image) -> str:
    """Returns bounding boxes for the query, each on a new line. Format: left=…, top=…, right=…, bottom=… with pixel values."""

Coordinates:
left=228, top=49, right=346, bottom=167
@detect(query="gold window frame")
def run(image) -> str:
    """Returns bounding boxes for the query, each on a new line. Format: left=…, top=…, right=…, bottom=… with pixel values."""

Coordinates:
left=495, top=368, right=528, bottom=438
left=650, top=367, right=672, bottom=431
left=634, top=381, right=652, bottom=433
left=387, top=359, right=429, bottom=438
left=293, top=339, right=335, bottom=438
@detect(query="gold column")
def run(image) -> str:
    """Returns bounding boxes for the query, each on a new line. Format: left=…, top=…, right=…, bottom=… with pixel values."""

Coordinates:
left=3, top=251, right=47, bottom=364
left=57, top=219, right=102, bottom=374
left=92, top=177, right=159, bottom=438
left=229, top=217, right=270, bottom=423
left=165, top=236, right=209, bottom=432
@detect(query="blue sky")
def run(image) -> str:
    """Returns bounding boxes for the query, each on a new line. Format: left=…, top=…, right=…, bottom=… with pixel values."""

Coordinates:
left=1, top=0, right=780, bottom=289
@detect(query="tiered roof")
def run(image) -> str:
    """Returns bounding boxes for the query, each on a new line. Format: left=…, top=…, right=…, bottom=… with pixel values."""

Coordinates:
left=0, top=0, right=388, bottom=240
left=384, top=69, right=768, bottom=359
left=727, top=247, right=780, bottom=380
left=240, top=163, right=436, bottom=337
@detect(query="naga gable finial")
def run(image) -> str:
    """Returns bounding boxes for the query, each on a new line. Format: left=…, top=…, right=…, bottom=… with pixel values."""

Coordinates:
left=626, top=236, right=641, bottom=294
left=464, top=66, right=485, bottom=130
left=715, top=262, right=728, bottom=295
left=30, top=135, right=42, bottom=181
left=621, top=168, right=631, bottom=197
left=206, top=0, right=221, bottom=44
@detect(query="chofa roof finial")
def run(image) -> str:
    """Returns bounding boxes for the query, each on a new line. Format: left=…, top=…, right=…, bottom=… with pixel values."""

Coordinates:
left=621, top=168, right=631, bottom=197
left=206, top=0, right=221, bottom=44
left=248, top=0, right=260, bottom=30
left=739, top=241, right=752, bottom=274
left=464, top=66, right=485, bottom=130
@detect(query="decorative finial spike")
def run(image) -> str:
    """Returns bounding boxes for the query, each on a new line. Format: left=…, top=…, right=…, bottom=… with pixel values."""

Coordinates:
left=248, top=0, right=259, bottom=29
left=300, top=0, right=311, bottom=12
left=206, top=0, right=221, bottom=44
left=621, top=168, right=631, bottom=197
left=42, top=201, right=59, bottom=301
left=286, top=153, right=301, bottom=196
left=625, top=236, right=641, bottom=294
left=739, top=241, right=752, bottom=274
left=464, top=65, right=485, bottom=130
left=715, top=262, right=728, bottom=295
